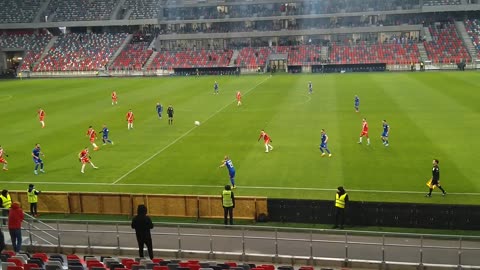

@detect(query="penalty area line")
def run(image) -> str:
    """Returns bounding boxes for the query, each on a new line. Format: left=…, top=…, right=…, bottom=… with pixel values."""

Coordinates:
left=111, top=76, right=271, bottom=185
left=4, top=181, right=480, bottom=196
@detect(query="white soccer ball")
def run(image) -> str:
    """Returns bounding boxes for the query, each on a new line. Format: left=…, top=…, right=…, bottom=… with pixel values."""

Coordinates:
left=194, top=121, right=200, bottom=126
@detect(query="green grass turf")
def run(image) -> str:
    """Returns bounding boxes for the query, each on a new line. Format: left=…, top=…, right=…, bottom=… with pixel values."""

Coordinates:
left=0, top=72, right=479, bottom=204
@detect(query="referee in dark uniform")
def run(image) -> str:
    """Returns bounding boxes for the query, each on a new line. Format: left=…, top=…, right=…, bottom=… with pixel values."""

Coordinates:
left=426, top=159, right=447, bottom=197
left=167, top=105, right=174, bottom=125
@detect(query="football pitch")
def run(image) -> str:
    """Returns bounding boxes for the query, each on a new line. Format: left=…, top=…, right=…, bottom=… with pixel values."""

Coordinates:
left=0, top=72, right=479, bottom=205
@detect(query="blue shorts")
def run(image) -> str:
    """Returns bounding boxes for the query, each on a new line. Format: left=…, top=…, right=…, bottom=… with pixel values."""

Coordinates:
left=320, top=143, right=327, bottom=148
left=355, top=103, right=359, bottom=108
left=382, top=132, right=389, bottom=137
left=33, top=158, right=43, bottom=164
left=229, top=170, right=236, bottom=180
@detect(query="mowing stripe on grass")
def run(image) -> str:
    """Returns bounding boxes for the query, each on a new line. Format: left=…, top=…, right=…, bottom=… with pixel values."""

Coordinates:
left=5, top=180, right=480, bottom=196
left=111, top=76, right=271, bottom=185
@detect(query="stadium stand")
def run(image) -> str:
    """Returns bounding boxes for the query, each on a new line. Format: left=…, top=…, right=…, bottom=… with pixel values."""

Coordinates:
left=44, top=0, right=117, bottom=22
left=147, top=49, right=233, bottom=70
left=111, top=42, right=153, bottom=71
left=0, top=32, right=53, bottom=71
left=330, top=42, right=420, bottom=65
left=34, top=33, right=128, bottom=71
left=275, top=45, right=324, bottom=65
left=423, top=22, right=471, bottom=63
left=0, top=252, right=298, bottom=270
left=0, top=0, right=42, bottom=23
left=423, top=0, right=461, bottom=6
left=123, top=0, right=161, bottom=20
left=164, top=0, right=419, bottom=20
left=464, top=19, right=480, bottom=58
left=236, top=47, right=272, bottom=69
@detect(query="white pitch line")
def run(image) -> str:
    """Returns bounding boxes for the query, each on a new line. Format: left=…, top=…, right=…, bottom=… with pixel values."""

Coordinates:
left=4, top=180, right=480, bottom=196
left=111, top=76, right=271, bottom=185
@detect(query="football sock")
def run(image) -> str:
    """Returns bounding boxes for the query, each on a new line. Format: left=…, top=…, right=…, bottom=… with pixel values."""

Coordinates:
left=320, top=148, right=324, bottom=153
left=265, top=145, right=268, bottom=152
left=40, top=163, right=44, bottom=169
left=428, top=188, right=433, bottom=195
left=93, top=143, right=98, bottom=148
left=35, top=164, right=39, bottom=170
left=231, top=179, right=235, bottom=186
left=81, top=164, right=86, bottom=172
left=367, top=138, right=370, bottom=144
left=326, top=149, right=331, bottom=154
left=359, top=137, right=363, bottom=143
left=439, top=186, right=446, bottom=193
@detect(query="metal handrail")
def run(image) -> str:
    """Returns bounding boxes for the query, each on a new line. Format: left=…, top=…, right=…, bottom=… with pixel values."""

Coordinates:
left=16, top=218, right=480, bottom=268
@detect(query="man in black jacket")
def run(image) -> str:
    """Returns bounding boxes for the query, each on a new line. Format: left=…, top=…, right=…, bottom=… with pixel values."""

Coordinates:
left=131, top=204, right=154, bottom=259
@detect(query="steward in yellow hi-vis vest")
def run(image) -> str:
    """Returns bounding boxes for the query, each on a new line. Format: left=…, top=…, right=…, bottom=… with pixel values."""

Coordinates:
left=0, top=189, right=12, bottom=225
left=27, top=184, right=41, bottom=217
left=333, top=186, right=349, bottom=229
left=221, top=185, right=235, bottom=225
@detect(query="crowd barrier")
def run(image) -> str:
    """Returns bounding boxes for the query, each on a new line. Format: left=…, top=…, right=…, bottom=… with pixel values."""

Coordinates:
left=8, top=191, right=267, bottom=220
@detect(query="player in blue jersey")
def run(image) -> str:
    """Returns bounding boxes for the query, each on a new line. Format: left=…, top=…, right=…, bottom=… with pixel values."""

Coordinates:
left=319, top=129, right=332, bottom=157
left=156, top=103, right=163, bottom=119
left=308, top=81, right=313, bottom=94
left=32, top=143, right=45, bottom=175
left=354, top=95, right=360, bottom=112
left=381, top=120, right=390, bottom=146
left=214, top=81, right=219, bottom=94
left=219, top=155, right=236, bottom=188
left=99, top=124, right=114, bottom=145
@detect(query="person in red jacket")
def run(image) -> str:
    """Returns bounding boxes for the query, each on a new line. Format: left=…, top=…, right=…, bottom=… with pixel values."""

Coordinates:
left=8, top=202, right=24, bottom=252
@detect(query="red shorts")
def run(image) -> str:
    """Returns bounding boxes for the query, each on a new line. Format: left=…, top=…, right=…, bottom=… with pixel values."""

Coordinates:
left=0, top=157, right=6, bottom=163
left=39, top=116, right=44, bottom=121
left=264, top=138, right=270, bottom=144
left=112, top=97, right=117, bottom=101
left=81, top=157, right=90, bottom=164
left=90, top=137, right=95, bottom=143
left=237, top=97, right=241, bottom=101
left=360, top=131, right=369, bottom=137
left=128, top=120, right=133, bottom=123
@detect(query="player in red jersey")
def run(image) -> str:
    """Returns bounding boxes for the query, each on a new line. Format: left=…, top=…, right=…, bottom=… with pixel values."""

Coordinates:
left=126, top=109, right=134, bottom=130
left=38, top=108, right=45, bottom=128
left=358, top=118, right=370, bottom=145
left=86, top=126, right=99, bottom=151
left=0, top=145, right=8, bottom=171
left=112, top=91, right=118, bottom=105
left=236, top=91, right=242, bottom=106
left=258, top=129, right=274, bottom=153
left=78, top=147, right=98, bottom=173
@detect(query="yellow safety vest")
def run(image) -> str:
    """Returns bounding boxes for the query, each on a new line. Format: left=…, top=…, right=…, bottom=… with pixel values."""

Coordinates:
left=28, top=189, right=39, bottom=203
left=335, top=193, right=347, bottom=209
left=222, top=190, right=233, bottom=207
left=0, top=194, right=12, bottom=208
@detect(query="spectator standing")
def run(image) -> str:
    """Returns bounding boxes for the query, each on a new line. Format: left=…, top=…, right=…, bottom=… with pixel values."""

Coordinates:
left=8, top=202, right=24, bottom=252
left=221, top=185, right=235, bottom=225
left=0, top=190, right=11, bottom=225
left=131, top=204, right=154, bottom=259
left=333, top=186, right=348, bottom=229
left=27, top=184, right=41, bottom=217
left=0, top=228, right=5, bottom=253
